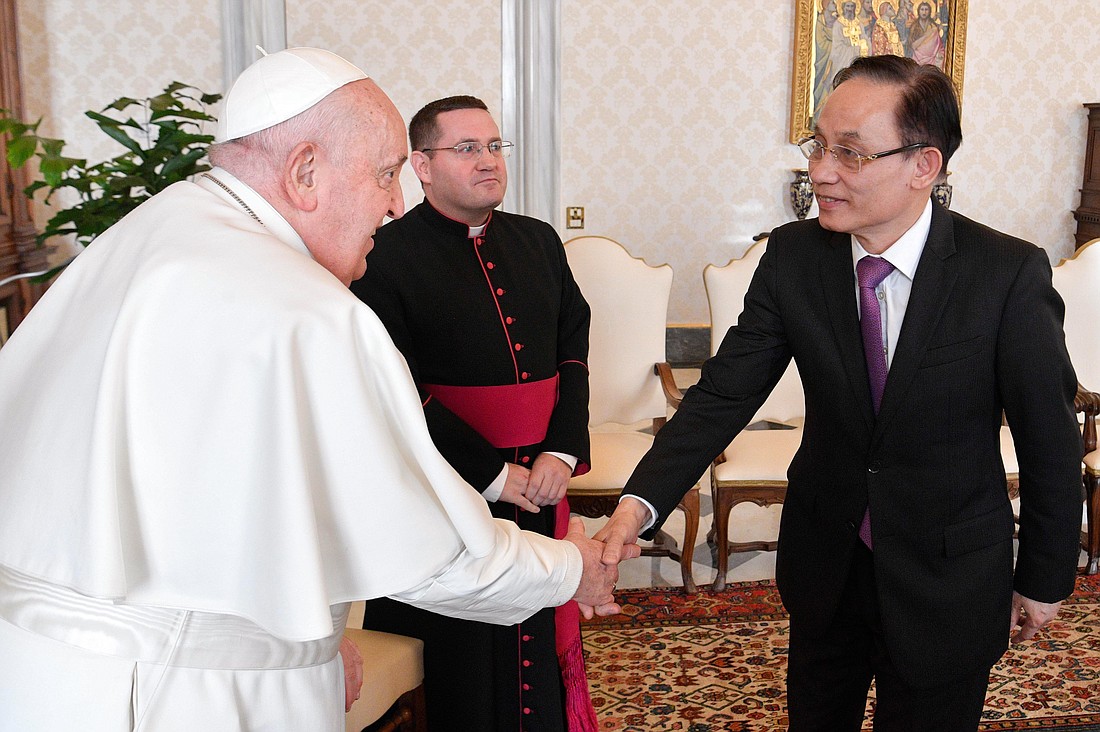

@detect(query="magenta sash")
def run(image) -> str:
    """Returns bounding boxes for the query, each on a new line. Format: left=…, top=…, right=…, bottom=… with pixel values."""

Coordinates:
left=423, top=375, right=559, bottom=449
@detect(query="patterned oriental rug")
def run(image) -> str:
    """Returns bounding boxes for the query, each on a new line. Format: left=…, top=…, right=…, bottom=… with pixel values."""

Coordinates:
left=581, top=575, right=1100, bottom=731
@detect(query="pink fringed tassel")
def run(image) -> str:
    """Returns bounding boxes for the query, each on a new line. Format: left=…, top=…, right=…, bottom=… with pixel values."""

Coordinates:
left=554, top=499, right=599, bottom=731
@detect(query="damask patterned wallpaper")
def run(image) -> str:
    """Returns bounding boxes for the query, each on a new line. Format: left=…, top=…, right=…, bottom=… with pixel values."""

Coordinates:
left=18, top=0, right=222, bottom=167
left=562, top=0, right=797, bottom=323
left=562, top=0, right=1100, bottom=322
left=17, top=0, right=1100, bottom=322
left=17, top=0, right=222, bottom=257
left=285, top=0, right=501, bottom=219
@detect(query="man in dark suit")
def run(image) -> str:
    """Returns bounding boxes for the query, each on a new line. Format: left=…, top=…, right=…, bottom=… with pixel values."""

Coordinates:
left=597, top=55, right=1083, bottom=730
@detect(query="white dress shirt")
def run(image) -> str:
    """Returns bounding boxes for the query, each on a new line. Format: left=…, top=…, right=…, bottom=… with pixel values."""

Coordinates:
left=851, top=199, right=932, bottom=369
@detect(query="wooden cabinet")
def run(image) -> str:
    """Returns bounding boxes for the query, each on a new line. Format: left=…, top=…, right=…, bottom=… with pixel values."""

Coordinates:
left=1073, top=103, right=1100, bottom=249
left=0, top=0, right=47, bottom=346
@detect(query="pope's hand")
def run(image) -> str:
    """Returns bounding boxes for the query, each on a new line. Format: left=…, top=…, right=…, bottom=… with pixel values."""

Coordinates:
left=563, top=515, right=641, bottom=618
left=338, top=635, right=364, bottom=712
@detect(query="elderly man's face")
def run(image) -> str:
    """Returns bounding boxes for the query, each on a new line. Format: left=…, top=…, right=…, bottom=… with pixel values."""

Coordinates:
left=413, top=108, right=508, bottom=227
left=809, top=77, right=930, bottom=253
left=843, top=2, right=857, bottom=18
left=308, top=81, right=407, bottom=286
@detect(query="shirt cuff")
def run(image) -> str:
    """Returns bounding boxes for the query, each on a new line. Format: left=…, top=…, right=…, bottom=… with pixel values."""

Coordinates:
left=543, top=452, right=578, bottom=470
left=620, top=494, right=658, bottom=532
left=482, top=464, right=507, bottom=502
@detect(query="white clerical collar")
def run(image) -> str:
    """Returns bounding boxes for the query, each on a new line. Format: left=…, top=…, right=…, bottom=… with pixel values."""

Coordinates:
left=467, top=222, right=488, bottom=238
left=197, top=167, right=312, bottom=260
left=850, top=198, right=931, bottom=281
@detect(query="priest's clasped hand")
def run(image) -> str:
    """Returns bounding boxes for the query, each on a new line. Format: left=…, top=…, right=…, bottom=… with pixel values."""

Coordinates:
left=499, top=456, right=572, bottom=511
left=563, top=515, right=642, bottom=619
left=526, top=453, right=571, bottom=506
left=499, top=463, right=538, bottom=512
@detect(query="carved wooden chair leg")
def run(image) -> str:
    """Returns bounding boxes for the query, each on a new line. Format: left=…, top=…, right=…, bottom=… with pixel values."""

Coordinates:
left=711, top=476, right=734, bottom=593
left=1085, top=470, right=1099, bottom=575
left=360, top=685, right=427, bottom=732
left=676, top=486, right=700, bottom=594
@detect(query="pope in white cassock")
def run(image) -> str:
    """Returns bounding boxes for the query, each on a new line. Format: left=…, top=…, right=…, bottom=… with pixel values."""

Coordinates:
left=0, top=48, right=626, bottom=731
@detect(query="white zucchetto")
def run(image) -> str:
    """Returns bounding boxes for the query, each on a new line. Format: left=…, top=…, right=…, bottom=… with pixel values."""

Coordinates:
left=215, top=47, right=369, bottom=142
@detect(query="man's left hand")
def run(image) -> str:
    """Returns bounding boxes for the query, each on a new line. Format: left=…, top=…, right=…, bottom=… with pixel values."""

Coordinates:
left=339, top=635, right=364, bottom=712
left=1010, top=590, right=1062, bottom=643
left=526, top=453, right=572, bottom=506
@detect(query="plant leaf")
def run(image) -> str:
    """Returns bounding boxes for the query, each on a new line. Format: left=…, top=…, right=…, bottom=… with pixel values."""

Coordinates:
left=149, top=107, right=217, bottom=123
left=20, top=80, right=220, bottom=247
left=160, top=148, right=207, bottom=178
left=40, top=138, right=68, bottom=156
left=23, top=180, right=48, bottom=197
left=104, top=97, right=140, bottom=112
left=6, top=135, right=38, bottom=168
left=88, top=120, right=143, bottom=154
left=86, top=110, right=144, bottom=130
left=38, top=154, right=83, bottom=186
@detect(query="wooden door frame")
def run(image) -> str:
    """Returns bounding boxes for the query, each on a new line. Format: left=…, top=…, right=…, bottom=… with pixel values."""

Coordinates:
left=0, top=0, right=48, bottom=338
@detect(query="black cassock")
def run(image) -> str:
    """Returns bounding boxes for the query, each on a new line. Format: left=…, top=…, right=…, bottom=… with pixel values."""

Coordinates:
left=352, top=201, right=592, bottom=732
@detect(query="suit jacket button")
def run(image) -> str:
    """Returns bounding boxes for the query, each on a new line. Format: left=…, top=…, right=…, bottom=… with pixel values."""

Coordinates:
left=867, top=461, right=882, bottom=474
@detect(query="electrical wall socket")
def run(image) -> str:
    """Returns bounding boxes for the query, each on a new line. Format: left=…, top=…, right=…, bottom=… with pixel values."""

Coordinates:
left=566, top=206, right=585, bottom=229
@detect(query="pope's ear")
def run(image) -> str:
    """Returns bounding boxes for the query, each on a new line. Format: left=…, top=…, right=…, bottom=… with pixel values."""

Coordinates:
left=284, top=141, right=320, bottom=212
left=912, top=145, right=943, bottom=190
left=410, top=150, right=432, bottom=185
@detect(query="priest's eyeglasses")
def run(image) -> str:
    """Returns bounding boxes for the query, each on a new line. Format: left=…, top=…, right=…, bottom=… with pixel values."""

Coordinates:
left=797, top=137, right=929, bottom=173
left=421, top=141, right=514, bottom=159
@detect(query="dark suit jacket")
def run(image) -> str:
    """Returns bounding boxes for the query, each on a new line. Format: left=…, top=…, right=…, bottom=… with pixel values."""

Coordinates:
left=624, top=202, right=1082, bottom=685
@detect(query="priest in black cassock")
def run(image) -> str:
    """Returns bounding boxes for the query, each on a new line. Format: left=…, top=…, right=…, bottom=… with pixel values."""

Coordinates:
left=351, top=96, right=594, bottom=731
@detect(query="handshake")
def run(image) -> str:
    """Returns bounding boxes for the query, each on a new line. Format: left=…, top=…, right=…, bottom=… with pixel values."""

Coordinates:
left=562, top=497, right=652, bottom=618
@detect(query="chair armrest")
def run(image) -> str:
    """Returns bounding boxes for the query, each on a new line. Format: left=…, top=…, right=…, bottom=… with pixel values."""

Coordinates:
left=654, top=361, right=683, bottom=408
left=1074, top=383, right=1099, bottom=413
left=1076, top=383, right=1099, bottom=455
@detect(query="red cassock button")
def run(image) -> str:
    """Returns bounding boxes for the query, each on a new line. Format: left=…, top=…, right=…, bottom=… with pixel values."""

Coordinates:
left=521, top=456, right=530, bottom=464
left=521, top=372, right=529, bottom=380
left=514, top=343, right=523, bottom=351
left=506, top=317, right=514, bottom=324
left=487, top=262, right=495, bottom=269
left=522, top=634, right=532, bottom=641
left=496, top=288, right=505, bottom=296
left=523, top=660, right=532, bottom=667
left=523, top=708, right=531, bottom=715
left=523, top=683, right=531, bottom=691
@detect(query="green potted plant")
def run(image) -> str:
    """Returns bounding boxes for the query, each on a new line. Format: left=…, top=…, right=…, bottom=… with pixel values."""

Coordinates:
left=0, top=81, right=221, bottom=271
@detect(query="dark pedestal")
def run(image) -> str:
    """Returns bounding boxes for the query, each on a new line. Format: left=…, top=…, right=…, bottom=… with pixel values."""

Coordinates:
left=1073, top=103, right=1100, bottom=249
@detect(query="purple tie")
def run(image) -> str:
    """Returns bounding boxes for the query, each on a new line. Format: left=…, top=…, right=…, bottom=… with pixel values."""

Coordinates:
left=857, top=255, right=895, bottom=549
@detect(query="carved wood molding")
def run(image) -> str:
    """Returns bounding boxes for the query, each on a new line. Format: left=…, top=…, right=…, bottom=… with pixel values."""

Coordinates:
left=1, top=0, right=35, bottom=251
left=0, top=0, right=45, bottom=333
